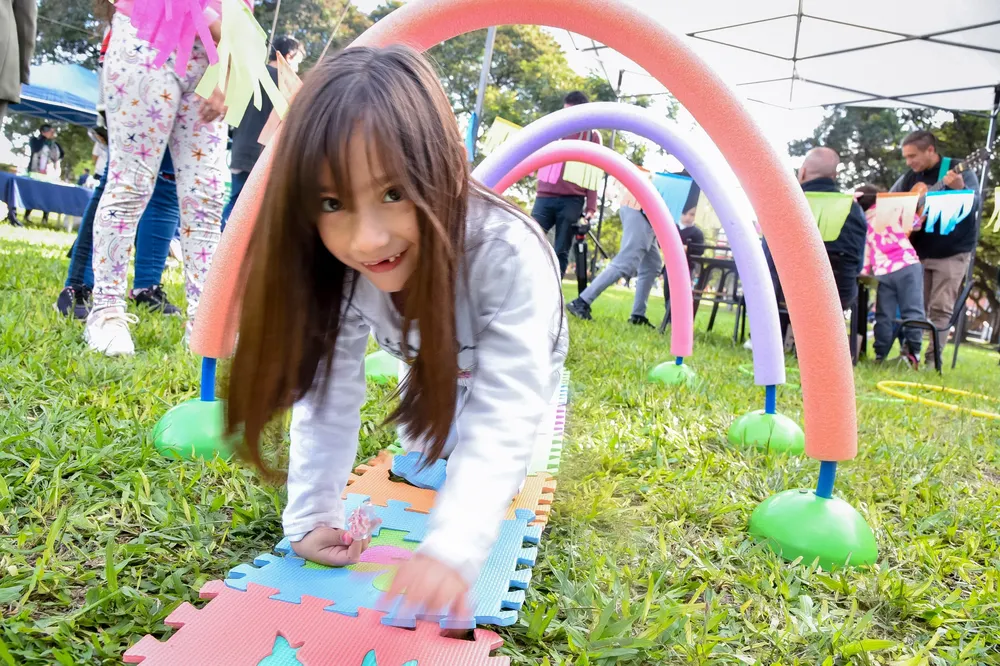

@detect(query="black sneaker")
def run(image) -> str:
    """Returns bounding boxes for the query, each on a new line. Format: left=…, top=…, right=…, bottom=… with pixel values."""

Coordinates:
left=55, top=286, right=92, bottom=320
left=629, top=315, right=654, bottom=328
left=131, top=285, right=181, bottom=315
left=566, top=298, right=592, bottom=320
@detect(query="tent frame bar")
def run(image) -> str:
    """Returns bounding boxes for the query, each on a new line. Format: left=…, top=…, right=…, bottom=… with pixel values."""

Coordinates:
left=950, top=83, right=1000, bottom=369
left=687, top=16, right=1000, bottom=60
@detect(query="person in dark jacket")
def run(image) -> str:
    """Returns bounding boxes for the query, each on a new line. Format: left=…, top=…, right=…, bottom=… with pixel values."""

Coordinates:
left=530, top=91, right=603, bottom=278
left=764, top=146, right=867, bottom=342
left=222, top=35, right=302, bottom=228
left=889, top=130, right=980, bottom=367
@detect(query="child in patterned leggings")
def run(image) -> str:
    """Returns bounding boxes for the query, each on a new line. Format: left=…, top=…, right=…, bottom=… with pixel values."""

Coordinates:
left=84, top=9, right=228, bottom=356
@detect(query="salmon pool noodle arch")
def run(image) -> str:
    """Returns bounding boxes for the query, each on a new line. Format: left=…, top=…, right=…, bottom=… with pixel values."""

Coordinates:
left=473, top=102, right=786, bottom=387
left=491, top=140, right=695, bottom=358
left=190, top=0, right=857, bottom=463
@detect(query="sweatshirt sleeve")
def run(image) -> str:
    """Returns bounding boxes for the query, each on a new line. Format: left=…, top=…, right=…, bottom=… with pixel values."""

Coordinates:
left=283, top=312, right=371, bottom=541
left=888, top=173, right=908, bottom=193
left=417, top=232, right=564, bottom=585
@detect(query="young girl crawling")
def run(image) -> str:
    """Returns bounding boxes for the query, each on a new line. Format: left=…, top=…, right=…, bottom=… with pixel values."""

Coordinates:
left=225, top=46, right=568, bottom=617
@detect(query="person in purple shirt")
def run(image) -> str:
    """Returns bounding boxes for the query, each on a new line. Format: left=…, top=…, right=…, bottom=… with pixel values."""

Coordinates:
left=530, top=91, right=602, bottom=278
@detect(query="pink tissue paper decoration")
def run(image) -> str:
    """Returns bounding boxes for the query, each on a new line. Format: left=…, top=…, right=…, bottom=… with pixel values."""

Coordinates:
left=536, top=162, right=562, bottom=184
left=348, top=501, right=381, bottom=541
left=124, top=0, right=219, bottom=76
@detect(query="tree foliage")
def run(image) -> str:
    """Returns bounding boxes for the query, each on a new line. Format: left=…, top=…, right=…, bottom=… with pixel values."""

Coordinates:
left=9, top=0, right=662, bottom=192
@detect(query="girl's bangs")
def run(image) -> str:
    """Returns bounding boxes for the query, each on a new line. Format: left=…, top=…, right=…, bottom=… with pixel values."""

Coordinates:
left=304, top=101, right=415, bottom=215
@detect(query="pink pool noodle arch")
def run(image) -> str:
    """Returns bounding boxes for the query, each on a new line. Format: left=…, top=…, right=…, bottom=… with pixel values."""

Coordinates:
left=494, top=141, right=693, bottom=358
left=473, top=102, right=785, bottom=387
left=191, top=0, right=856, bottom=462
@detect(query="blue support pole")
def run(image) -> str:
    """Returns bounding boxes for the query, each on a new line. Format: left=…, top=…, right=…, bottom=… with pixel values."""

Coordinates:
left=675, top=356, right=684, bottom=366
left=815, top=461, right=837, bottom=499
left=201, top=357, right=217, bottom=402
left=764, top=384, right=777, bottom=415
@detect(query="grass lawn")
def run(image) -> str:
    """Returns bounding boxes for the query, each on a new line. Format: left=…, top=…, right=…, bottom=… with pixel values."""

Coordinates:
left=2, top=227, right=999, bottom=665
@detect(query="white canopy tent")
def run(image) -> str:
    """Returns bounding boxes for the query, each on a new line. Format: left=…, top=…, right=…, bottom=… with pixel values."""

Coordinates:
left=552, top=0, right=1000, bottom=368
left=569, top=0, right=1000, bottom=114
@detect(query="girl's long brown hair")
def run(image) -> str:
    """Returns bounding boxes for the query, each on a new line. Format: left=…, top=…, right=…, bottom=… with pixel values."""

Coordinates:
left=226, top=45, right=541, bottom=479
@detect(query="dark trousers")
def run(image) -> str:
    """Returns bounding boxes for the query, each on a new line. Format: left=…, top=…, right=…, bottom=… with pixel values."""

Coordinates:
left=222, top=170, right=250, bottom=231
left=531, top=195, right=584, bottom=278
left=765, top=242, right=858, bottom=340
left=874, top=263, right=924, bottom=358
left=65, top=168, right=180, bottom=290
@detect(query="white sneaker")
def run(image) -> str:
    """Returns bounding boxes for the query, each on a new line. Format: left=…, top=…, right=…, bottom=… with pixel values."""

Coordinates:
left=85, top=308, right=138, bottom=356
left=743, top=337, right=753, bottom=350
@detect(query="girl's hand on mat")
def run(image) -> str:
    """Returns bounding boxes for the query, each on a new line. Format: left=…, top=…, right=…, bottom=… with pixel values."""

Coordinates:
left=290, top=527, right=370, bottom=566
left=384, top=553, right=470, bottom=618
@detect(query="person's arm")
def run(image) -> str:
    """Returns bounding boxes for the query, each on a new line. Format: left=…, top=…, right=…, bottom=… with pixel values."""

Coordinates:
left=283, top=312, right=371, bottom=542
left=12, top=0, right=37, bottom=86
left=417, top=232, right=564, bottom=585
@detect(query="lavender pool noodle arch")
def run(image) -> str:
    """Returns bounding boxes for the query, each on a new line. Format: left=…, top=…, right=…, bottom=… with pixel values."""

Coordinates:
left=487, top=140, right=694, bottom=359
left=474, top=102, right=785, bottom=387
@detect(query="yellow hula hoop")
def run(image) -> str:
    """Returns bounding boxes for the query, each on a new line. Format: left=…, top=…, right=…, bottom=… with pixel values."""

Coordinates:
left=875, top=381, right=1000, bottom=420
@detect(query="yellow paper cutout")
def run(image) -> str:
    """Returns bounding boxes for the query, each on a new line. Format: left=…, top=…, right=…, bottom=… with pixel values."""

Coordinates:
left=804, top=191, right=854, bottom=241
left=257, top=51, right=303, bottom=147
left=988, top=199, right=1000, bottom=233
left=481, top=117, right=522, bottom=156
left=562, top=161, right=604, bottom=190
left=196, top=0, right=287, bottom=128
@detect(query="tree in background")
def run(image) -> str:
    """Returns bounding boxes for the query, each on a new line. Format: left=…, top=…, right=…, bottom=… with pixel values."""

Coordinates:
left=254, top=0, right=372, bottom=71
left=791, top=106, right=1000, bottom=345
left=6, top=0, right=671, bottom=208
left=33, top=0, right=107, bottom=69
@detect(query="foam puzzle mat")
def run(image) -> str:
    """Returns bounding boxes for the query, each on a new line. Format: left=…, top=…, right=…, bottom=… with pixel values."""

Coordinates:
left=126, top=368, right=569, bottom=664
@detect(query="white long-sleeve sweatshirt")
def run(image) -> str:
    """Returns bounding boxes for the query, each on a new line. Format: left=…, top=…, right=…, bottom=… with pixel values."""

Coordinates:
left=283, top=195, right=569, bottom=585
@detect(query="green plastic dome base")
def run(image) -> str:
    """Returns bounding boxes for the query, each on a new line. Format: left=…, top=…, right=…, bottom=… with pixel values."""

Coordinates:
left=749, top=489, right=878, bottom=570
left=728, top=410, right=805, bottom=455
left=365, top=349, right=399, bottom=384
left=152, top=398, right=235, bottom=461
left=648, top=361, right=696, bottom=386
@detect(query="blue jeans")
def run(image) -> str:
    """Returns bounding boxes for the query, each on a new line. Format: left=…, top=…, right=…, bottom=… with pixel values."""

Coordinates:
left=874, top=263, right=924, bottom=358
left=221, top=170, right=249, bottom=231
left=66, top=168, right=181, bottom=290
left=531, top=195, right=585, bottom=278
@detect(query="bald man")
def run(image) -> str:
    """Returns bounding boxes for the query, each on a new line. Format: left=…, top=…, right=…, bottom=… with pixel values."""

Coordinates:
left=763, top=146, right=868, bottom=342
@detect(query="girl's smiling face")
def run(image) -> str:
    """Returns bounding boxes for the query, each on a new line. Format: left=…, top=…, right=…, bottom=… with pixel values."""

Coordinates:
left=317, top=133, right=420, bottom=293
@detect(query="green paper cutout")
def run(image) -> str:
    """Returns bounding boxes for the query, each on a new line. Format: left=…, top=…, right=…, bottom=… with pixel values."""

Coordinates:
left=562, top=161, right=604, bottom=190
left=804, top=191, right=854, bottom=242
left=196, top=0, right=287, bottom=127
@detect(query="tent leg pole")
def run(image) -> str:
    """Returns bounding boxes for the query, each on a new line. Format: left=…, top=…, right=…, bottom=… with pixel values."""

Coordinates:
left=952, top=83, right=1000, bottom=369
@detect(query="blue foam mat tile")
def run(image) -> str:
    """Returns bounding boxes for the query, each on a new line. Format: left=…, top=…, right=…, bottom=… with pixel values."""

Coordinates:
left=390, top=451, right=447, bottom=490
left=343, top=494, right=429, bottom=542
left=381, top=509, right=542, bottom=628
left=225, top=551, right=385, bottom=617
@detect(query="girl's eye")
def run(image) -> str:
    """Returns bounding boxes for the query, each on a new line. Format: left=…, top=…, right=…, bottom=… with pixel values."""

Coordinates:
left=320, top=197, right=342, bottom=213
left=383, top=188, right=404, bottom=203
